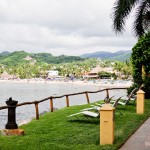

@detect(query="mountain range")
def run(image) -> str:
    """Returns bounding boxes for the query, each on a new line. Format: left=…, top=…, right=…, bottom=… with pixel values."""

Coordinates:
left=80, top=50, right=131, bottom=61
left=0, top=50, right=131, bottom=66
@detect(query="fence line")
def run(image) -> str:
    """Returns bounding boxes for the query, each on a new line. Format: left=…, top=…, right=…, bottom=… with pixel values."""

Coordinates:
left=0, top=87, right=127, bottom=120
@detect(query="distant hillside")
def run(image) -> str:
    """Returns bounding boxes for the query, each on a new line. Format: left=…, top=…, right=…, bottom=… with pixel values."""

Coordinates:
left=0, top=51, right=10, bottom=56
left=31, top=53, right=83, bottom=64
left=0, top=51, right=84, bottom=66
left=80, top=50, right=131, bottom=61
left=109, top=52, right=131, bottom=61
left=0, top=51, right=29, bottom=66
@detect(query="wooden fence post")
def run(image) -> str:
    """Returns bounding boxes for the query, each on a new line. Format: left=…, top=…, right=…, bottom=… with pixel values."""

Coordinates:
left=35, top=102, right=39, bottom=120
left=106, top=89, right=109, bottom=99
left=50, top=97, right=53, bottom=112
left=85, top=92, right=90, bottom=104
left=66, top=95, right=69, bottom=107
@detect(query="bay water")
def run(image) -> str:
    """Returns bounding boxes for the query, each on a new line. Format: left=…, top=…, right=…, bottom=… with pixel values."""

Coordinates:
left=0, top=81, right=127, bottom=129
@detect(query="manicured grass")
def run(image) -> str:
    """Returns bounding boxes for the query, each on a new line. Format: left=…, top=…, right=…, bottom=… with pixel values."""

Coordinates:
left=0, top=100, right=150, bottom=150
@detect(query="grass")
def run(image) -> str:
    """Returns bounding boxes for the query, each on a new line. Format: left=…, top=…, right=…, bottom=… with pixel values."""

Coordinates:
left=0, top=100, right=150, bottom=150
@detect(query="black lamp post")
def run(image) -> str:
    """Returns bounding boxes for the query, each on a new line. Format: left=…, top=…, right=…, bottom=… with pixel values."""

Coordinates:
left=5, top=97, right=18, bottom=129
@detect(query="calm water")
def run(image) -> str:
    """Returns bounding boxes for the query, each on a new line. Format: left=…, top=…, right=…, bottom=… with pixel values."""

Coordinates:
left=0, top=81, right=127, bottom=129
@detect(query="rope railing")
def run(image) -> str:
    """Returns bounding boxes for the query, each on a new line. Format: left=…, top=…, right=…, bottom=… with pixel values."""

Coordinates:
left=0, top=87, right=127, bottom=120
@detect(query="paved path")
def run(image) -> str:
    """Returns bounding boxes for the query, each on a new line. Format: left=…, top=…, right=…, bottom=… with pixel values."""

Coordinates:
left=119, top=117, right=150, bottom=150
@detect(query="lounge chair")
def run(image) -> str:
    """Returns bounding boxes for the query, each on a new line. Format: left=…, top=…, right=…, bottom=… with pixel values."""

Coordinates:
left=104, top=95, right=115, bottom=103
left=81, top=96, right=119, bottom=111
left=67, top=97, right=122, bottom=119
left=94, top=96, right=115, bottom=106
left=83, top=96, right=115, bottom=111
left=68, top=110, right=99, bottom=119
left=111, top=88, right=138, bottom=106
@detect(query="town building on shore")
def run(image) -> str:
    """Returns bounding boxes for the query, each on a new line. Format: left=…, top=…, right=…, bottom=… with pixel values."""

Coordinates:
left=0, top=71, right=17, bottom=80
left=82, top=66, right=114, bottom=79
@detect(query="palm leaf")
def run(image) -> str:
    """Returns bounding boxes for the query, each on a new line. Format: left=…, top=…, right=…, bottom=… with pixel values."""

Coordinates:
left=133, top=0, right=150, bottom=37
left=112, top=0, right=139, bottom=33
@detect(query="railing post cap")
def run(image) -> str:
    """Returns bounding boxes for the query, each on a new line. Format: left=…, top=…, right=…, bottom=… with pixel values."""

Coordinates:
left=136, top=89, right=145, bottom=94
left=100, top=104, right=115, bottom=111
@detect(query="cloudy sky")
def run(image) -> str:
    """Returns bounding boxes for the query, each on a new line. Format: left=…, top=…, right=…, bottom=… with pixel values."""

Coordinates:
left=0, top=0, right=137, bottom=56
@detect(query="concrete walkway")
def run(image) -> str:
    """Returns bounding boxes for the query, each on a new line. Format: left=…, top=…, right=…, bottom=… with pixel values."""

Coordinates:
left=119, top=117, right=150, bottom=150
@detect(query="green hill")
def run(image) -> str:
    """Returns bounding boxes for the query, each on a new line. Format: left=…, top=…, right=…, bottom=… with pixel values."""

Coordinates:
left=0, top=51, right=84, bottom=66
left=0, top=50, right=132, bottom=67
left=31, top=53, right=83, bottom=64
left=0, top=51, right=29, bottom=66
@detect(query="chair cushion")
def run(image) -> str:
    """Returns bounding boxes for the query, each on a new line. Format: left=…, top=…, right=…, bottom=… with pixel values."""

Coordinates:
left=82, top=111, right=99, bottom=117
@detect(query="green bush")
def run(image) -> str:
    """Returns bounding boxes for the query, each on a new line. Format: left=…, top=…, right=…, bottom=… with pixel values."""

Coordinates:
left=131, top=32, right=150, bottom=98
left=127, top=82, right=141, bottom=96
left=98, top=71, right=114, bottom=79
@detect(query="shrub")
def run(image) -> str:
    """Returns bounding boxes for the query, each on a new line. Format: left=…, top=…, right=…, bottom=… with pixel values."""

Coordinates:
left=98, top=71, right=115, bottom=79
left=130, top=32, right=150, bottom=98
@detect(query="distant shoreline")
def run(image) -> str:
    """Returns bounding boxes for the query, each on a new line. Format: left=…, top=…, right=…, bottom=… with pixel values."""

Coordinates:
left=0, top=78, right=132, bottom=88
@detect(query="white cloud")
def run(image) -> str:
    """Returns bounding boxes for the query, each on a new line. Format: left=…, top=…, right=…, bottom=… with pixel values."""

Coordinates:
left=0, top=0, right=137, bottom=56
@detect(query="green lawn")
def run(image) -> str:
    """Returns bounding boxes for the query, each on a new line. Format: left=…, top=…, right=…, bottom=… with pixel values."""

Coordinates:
left=0, top=100, right=150, bottom=150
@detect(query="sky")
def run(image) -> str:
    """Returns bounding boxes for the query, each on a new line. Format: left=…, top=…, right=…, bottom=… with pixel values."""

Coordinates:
left=0, top=0, right=138, bottom=56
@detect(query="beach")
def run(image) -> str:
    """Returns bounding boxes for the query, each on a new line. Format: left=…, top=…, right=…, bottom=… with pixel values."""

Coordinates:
left=0, top=78, right=133, bottom=88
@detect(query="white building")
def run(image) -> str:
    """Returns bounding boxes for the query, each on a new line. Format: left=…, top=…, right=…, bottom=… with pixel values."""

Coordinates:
left=47, top=70, right=59, bottom=77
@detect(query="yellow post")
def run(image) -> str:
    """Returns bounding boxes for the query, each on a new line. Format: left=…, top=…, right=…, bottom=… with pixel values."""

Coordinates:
left=100, top=104, right=115, bottom=145
left=136, top=90, right=145, bottom=114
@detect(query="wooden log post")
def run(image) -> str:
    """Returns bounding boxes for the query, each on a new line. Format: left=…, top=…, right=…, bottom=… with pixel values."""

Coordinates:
left=85, top=92, right=90, bottom=104
left=35, top=102, right=39, bottom=120
left=66, top=95, right=69, bottom=107
left=50, top=97, right=53, bottom=112
left=106, top=89, right=109, bottom=100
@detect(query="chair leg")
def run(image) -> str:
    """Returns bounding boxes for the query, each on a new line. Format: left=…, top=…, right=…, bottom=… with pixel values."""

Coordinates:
left=116, top=109, right=123, bottom=116
left=68, top=115, right=81, bottom=121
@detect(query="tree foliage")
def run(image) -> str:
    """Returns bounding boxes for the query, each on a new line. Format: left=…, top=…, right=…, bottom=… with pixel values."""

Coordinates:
left=98, top=71, right=117, bottom=79
left=131, top=32, right=150, bottom=97
left=0, top=58, right=99, bottom=79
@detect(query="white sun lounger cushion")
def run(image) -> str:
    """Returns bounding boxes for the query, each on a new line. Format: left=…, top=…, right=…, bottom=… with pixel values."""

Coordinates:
left=67, top=112, right=83, bottom=117
left=82, top=111, right=99, bottom=117
left=81, top=106, right=101, bottom=111
left=118, top=101, right=126, bottom=105
left=67, top=110, right=99, bottom=118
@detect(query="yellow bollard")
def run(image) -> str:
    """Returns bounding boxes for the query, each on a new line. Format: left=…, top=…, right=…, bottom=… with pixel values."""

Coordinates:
left=136, top=90, right=145, bottom=114
left=100, top=104, right=115, bottom=145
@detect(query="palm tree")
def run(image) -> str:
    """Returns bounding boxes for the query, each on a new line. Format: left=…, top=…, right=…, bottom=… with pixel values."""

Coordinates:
left=112, top=0, right=150, bottom=37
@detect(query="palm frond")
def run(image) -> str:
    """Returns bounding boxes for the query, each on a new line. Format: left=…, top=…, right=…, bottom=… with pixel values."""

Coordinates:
left=111, top=0, right=139, bottom=34
left=133, top=0, right=149, bottom=38
left=143, top=1, right=150, bottom=31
